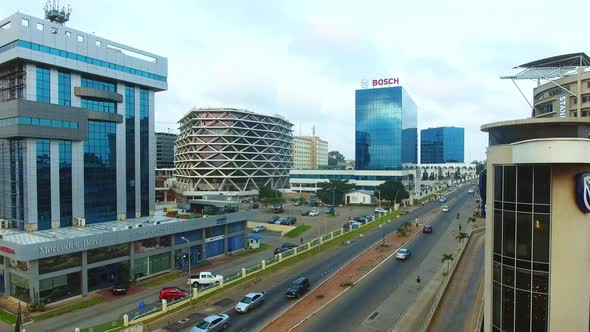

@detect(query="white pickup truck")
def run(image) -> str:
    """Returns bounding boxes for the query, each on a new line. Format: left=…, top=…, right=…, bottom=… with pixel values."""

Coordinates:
left=187, top=272, right=224, bottom=288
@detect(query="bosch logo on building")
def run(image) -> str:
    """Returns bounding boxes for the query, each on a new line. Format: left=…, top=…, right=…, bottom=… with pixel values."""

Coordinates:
left=372, top=78, right=399, bottom=87
left=575, top=172, right=590, bottom=213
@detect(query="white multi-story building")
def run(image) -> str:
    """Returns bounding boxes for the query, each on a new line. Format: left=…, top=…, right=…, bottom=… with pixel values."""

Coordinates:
left=175, top=107, right=293, bottom=198
left=292, top=135, right=328, bottom=170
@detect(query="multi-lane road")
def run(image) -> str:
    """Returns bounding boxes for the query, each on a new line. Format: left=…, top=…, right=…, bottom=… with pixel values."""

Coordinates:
left=162, top=185, right=476, bottom=332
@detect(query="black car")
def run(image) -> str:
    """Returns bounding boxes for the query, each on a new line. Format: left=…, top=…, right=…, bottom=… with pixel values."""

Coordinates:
left=273, top=243, right=299, bottom=255
left=423, top=225, right=433, bottom=233
left=286, top=276, right=310, bottom=298
left=41, top=285, right=72, bottom=304
left=111, top=281, right=130, bottom=295
left=353, top=216, right=367, bottom=224
left=287, top=216, right=297, bottom=225
left=301, top=209, right=311, bottom=216
left=268, top=215, right=280, bottom=223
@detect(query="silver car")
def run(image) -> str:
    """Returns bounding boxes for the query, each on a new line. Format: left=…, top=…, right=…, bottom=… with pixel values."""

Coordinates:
left=191, top=314, right=229, bottom=332
left=235, top=291, right=265, bottom=313
left=395, top=248, right=411, bottom=260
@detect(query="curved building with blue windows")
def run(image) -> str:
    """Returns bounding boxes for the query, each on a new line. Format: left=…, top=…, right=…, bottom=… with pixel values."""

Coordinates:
left=355, top=86, right=417, bottom=170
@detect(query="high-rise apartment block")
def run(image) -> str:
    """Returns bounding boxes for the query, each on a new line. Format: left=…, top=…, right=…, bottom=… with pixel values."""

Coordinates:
left=292, top=135, right=328, bottom=170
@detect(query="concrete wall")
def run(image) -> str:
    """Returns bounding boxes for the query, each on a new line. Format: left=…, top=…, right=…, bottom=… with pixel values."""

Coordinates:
left=549, top=164, right=590, bottom=331
left=247, top=221, right=295, bottom=236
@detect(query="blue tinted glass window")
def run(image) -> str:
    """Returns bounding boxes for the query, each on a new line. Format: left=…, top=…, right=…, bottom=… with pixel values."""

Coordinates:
left=37, top=139, right=51, bottom=230
left=81, top=76, right=116, bottom=113
left=355, top=87, right=417, bottom=170
left=139, top=89, right=149, bottom=216
left=420, top=127, right=464, bottom=164
left=125, top=86, right=136, bottom=218
left=58, top=71, right=71, bottom=106
left=0, top=139, right=25, bottom=230
left=1, top=40, right=166, bottom=82
left=36, top=66, right=50, bottom=103
left=59, top=140, right=72, bottom=227
left=84, top=121, right=117, bottom=223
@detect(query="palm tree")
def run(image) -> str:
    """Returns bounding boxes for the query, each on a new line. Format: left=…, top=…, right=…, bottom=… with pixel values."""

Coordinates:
left=456, top=231, right=469, bottom=244
left=441, top=253, right=454, bottom=274
left=396, top=226, right=407, bottom=237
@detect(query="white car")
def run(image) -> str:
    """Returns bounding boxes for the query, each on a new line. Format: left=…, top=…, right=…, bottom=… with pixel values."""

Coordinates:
left=252, top=225, right=266, bottom=233
left=395, top=248, right=411, bottom=260
left=441, top=205, right=449, bottom=212
left=191, top=314, right=229, bottom=332
left=309, top=209, right=320, bottom=216
left=374, top=207, right=388, bottom=214
left=235, top=292, right=265, bottom=313
left=468, top=189, right=475, bottom=193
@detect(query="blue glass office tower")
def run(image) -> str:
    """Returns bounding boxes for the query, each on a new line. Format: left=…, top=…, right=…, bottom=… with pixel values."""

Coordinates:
left=355, top=86, right=417, bottom=170
left=420, top=127, right=464, bottom=163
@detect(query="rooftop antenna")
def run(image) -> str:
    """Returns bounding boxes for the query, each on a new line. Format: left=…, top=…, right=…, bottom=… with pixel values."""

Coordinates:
left=44, top=0, right=72, bottom=25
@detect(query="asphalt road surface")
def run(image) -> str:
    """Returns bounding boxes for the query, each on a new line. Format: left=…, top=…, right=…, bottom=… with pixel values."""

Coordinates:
left=164, top=186, right=473, bottom=332
left=292, top=188, right=476, bottom=332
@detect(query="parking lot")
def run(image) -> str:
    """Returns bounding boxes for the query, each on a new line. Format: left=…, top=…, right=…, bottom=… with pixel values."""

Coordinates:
left=249, top=203, right=382, bottom=238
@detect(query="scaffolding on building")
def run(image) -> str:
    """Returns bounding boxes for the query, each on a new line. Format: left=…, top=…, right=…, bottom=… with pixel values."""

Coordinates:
left=0, top=63, right=26, bottom=103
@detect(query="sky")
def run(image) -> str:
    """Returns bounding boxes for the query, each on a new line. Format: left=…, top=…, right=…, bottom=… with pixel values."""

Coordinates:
left=4, top=0, right=588, bottom=161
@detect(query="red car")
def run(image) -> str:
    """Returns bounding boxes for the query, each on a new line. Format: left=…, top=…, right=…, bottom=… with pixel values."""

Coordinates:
left=159, top=287, right=188, bottom=301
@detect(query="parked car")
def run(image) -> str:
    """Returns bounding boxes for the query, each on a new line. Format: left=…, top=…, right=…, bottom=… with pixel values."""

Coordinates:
left=301, top=209, right=311, bottom=216
left=275, top=217, right=288, bottom=225
left=41, top=285, right=72, bottom=303
left=439, top=197, right=447, bottom=203
left=468, top=189, right=474, bottom=194
left=349, top=221, right=361, bottom=229
left=286, top=216, right=297, bottom=225
left=253, top=225, right=266, bottom=233
left=362, top=214, right=375, bottom=222
left=235, top=292, right=265, bottom=313
left=309, top=209, right=320, bottom=216
left=273, top=207, right=284, bottom=213
left=294, top=201, right=302, bottom=206
left=374, top=207, right=388, bottom=214
left=325, top=207, right=335, bottom=215
left=273, top=243, right=299, bottom=255
left=286, top=276, right=310, bottom=298
left=187, top=272, right=223, bottom=288
left=423, top=225, right=433, bottom=233
left=191, top=314, right=229, bottom=332
left=250, top=203, right=259, bottom=209
left=279, top=218, right=291, bottom=225
left=268, top=215, right=280, bottom=223
left=441, top=205, right=449, bottom=212
left=111, top=281, right=129, bottom=296
left=354, top=216, right=368, bottom=224
left=395, top=248, right=412, bottom=260
left=159, top=287, right=188, bottom=301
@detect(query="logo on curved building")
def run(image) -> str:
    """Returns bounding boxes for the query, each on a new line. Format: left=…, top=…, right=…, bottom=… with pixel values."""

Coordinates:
left=575, top=172, right=590, bottom=213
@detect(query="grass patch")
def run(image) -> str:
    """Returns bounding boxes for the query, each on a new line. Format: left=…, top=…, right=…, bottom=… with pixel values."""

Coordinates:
left=237, top=243, right=272, bottom=257
left=0, top=309, right=16, bottom=325
left=284, top=225, right=312, bottom=238
left=340, top=281, right=354, bottom=288
left=33, top=297, right=104, bottom=321
left=80, top=319, right=125, bottom=332
left=138, top=271, right=181, bottom=288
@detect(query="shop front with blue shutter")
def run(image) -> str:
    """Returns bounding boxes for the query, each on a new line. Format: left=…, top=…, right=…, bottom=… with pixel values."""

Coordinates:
left=205, top=239, right=224, bottom=258
left=228, top=235, right=244, bottom=252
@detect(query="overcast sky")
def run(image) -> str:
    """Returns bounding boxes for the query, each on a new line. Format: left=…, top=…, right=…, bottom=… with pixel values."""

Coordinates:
left=5, top=0, right=588, bottom=161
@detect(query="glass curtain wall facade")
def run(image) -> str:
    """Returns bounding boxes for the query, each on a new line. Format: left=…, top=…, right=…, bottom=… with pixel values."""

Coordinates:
left=0, top=139, right=25, bottom=230
left=125, top=86, right=136, bottom=219
left=421, top=127, right=464, bottom=164
left=35, top=66, right=50, bottom=103
left=84, top=121, right=117, bottom=223
left=492, top=165, right=551, bottom=332
left=139, top=89, right=149, bottom=216
left=80, top=76, right=116, bottom=113
left=57, top=71, right=71, bottom=106
left=36, top=139, right=51, bottom=230
left=59, top=140, right=72, bottom=227
left=355, top=86, right=417, bottom=170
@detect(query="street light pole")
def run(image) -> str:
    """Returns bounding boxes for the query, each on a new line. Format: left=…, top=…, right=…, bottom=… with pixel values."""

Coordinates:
left=180, top=236, right=191, bottom=302
left=379, top=224, right=384, bottom=246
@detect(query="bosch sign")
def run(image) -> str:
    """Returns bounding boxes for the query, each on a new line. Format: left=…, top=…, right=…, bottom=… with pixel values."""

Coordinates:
left=372, top=78, right=399, bottom=87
